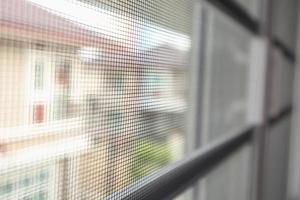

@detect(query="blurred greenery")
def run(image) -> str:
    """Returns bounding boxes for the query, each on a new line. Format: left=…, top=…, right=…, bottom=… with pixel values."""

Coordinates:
left=130, top=139, right=171, bottom=182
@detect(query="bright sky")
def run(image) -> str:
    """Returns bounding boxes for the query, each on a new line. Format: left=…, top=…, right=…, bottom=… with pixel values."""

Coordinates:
left=27, top=0, right=190, bottom=51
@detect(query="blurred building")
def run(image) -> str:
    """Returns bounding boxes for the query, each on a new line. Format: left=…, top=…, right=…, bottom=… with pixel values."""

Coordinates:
left=0, top=0, right=190, bottom=199
left=0, top=0, right=141, bottom=199
left=1, top=0, right=300, bottom=200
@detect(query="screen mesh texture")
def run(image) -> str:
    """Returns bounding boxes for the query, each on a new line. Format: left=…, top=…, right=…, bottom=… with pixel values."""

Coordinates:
left=0, top=0, right=193, bottom=199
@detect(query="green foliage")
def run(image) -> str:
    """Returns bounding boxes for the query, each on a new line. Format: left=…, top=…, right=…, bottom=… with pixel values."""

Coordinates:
left=130, top=139, right=171, bottom=182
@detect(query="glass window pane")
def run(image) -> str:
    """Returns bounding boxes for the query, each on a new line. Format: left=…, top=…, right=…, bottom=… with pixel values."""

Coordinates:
left=269, top=48, right=294, bottom=117
left=263, top=117, right=291, bottom=200
left=199, top=7, right=253, bottom=200
left=202, top=7, right=253, bottom=143
left=272, top=0, right=298, bottom=52
left=203, top=144, right=252, bottom=200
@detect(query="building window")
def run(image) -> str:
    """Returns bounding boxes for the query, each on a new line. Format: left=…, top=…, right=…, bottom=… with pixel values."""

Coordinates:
left=34, top=60, right=44, bottom=91
left=0, top=182, right=13, bottom=196
left=108, top=112, right=123, bottom=132
left=0, top=167, right=52, bottom=200
left=53, top=59, right=72, bottom=120
left=55, top=59, right=71, bottom=86
left=111, top=71, right=125, bottom=92
left=33, top=103, right=45, bottom=123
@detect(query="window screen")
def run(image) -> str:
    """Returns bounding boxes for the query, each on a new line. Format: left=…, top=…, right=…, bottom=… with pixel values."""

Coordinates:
left=0, top=0, right=193, bottom=199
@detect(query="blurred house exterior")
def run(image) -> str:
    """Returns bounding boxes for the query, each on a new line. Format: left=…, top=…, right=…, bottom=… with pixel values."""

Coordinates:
left=0, top=0, right=189, bottom=199
left=0, top=0, right=139, bottom=199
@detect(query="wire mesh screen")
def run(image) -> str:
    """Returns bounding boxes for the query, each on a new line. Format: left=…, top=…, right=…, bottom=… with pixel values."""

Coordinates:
left=0, top=0, right=193, bottom=199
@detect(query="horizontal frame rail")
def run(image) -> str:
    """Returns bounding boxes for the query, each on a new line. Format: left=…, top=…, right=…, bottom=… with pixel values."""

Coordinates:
left=107, top=127, right=254, bottom=200
left=207, top=0, right=296, bottom=62
left=272, top=37, right=296, bottom=63
left=206, top=0, right=259, bottom=34
left=106, top=1, right=295, bottom=200
left=268, top=106, right=293, bottom=125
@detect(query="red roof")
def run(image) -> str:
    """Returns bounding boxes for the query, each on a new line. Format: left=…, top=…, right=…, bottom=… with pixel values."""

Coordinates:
left=0, top=0, right=129, bottom=51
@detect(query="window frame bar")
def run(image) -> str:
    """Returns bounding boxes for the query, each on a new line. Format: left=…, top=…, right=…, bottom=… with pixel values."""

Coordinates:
left=107, top=127, right=254, bottom=200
